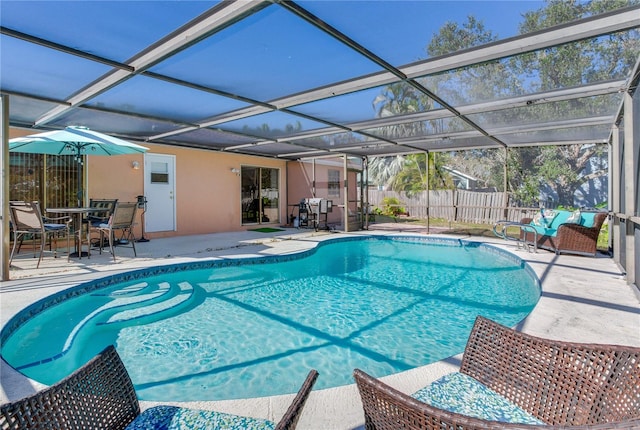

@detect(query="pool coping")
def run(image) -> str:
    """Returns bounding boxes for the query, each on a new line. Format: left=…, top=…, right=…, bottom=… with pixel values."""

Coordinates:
left=2, top=230, right=639, bottom=430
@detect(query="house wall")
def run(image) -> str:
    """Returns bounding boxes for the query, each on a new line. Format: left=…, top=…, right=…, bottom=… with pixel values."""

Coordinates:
left=287, top=158, right=363, bottom=228
left=87, top=143, right=288, bottom=239
left=86, top=153, right=144, bottom=214
left=9, top=127, right=363, bottom=237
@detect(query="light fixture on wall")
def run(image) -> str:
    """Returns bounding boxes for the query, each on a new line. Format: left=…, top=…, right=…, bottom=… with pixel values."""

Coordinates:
left=231, top=168, right=240, bottom=176
left=132, top=161, right=140, bottom=170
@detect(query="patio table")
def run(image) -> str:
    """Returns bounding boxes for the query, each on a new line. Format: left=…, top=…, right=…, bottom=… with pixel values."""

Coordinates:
left=47, top=207, right=97, bottom=258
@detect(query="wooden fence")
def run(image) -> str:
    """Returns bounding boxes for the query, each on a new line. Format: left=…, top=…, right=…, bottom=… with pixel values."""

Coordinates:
left=368, top=190, right=539, bottom=224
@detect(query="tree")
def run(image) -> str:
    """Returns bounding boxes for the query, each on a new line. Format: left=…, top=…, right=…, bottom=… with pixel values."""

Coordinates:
left=368, top=152, right=454, bottom=194
left=389, top=153, right=453, bottom=195
left=425, top=16, right=516, bottom=105
left=369, top=0, right=637, bottom=206
left=368, top=155, right=407, bottom=189
left=368, top=16, right=499, bottom=190
left=504, top=0, right=637, bottom=206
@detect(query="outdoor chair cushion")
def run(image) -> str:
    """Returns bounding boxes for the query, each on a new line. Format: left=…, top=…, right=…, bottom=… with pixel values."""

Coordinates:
left=527, top=209, right=597, bottom=237
left=43, top=223, right=68, bottom=231
left=531, top=209, right=559, bottom=228
left=126, top=405, right=275, bottom=430
left=411, top=372, right=543, bottom=425
left=579, top=211, right=597, bottom=227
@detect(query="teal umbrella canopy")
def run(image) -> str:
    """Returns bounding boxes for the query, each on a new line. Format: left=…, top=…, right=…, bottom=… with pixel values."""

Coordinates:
left=9, top=126, right=148, bottom=206
left=9, top=126, right=148, bottom=156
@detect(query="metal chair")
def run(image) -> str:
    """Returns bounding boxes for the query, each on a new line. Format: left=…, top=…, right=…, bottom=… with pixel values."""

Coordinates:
left=86, top=198, right=118, bottom=226
left=9, top=201, right=71, bottom=268
left=85, top=198, right=118, bottom=250
left=90, top=202, right=138, bottom=261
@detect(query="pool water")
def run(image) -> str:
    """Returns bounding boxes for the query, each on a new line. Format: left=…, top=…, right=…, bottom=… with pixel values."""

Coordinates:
left=2, top=237, right=540, bottom=401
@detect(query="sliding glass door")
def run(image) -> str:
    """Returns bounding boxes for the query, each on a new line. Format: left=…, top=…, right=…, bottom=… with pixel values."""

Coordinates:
left=241, top=166, right=279, bottom=225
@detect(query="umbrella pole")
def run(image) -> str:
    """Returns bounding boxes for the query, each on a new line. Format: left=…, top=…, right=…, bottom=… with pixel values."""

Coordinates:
left=73, top=148, right=90, bottom=257
left=76, top=148, right=83, bottom=208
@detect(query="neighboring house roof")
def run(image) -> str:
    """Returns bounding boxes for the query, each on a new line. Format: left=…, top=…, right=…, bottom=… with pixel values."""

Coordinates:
left=441, top=167, right=479, bottom=182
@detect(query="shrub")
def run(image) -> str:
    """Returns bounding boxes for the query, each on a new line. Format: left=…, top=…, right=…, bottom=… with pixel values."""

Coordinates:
left=381, top=197, right=405, bottom=216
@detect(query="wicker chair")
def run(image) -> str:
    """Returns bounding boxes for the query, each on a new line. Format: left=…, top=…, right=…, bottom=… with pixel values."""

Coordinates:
left=354, top=316, right=640, bottom=429
left=0, top=345, right=318, bottom=430
left=520, top=211, right=608, bottom=256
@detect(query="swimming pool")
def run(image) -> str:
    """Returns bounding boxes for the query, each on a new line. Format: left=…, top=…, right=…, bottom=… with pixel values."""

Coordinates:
left=1, top=236, right=540, bottom=402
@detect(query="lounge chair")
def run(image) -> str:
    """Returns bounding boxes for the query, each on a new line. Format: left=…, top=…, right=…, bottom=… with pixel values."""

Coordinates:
left=0, top=345, right=318, bottom=430
left=520, top=210, right=608, bottom=256
left=354, top=316, right=640, bottom=429
left=494, top=210, right=607, bottom=256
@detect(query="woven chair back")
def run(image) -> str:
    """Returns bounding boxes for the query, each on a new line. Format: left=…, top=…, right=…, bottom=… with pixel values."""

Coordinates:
left=0, top=345, right=140, bottom=429
left=461, top=316, right=640, bottom=426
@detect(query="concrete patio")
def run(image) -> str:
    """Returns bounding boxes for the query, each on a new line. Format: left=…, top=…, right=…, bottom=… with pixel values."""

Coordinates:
left=1, top=226, right=639, bottom=429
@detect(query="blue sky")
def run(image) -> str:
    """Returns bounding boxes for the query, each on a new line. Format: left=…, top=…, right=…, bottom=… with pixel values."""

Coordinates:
left=1, top=1, right=547, bottom=67
left=1, top=0, right=558, bottom=130
left=300, top=1, right=547, bottom=65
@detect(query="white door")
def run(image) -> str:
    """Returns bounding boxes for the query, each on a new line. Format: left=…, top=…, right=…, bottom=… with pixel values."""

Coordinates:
left=144, top=153, right=176, bottom=232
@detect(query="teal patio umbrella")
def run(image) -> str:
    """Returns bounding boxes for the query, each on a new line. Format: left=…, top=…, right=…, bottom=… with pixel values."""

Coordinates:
left=9, top=126, right=148, bottom=207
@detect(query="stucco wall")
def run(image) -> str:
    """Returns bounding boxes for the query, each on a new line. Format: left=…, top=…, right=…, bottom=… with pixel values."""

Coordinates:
left=8, top=127, right=363, bottom=237
left=286, top=158, right=362, bottom=228
left=87, top=143, right=288, bottom=238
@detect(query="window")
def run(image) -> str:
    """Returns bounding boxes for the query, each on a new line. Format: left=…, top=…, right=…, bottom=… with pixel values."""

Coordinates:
left=328, top=169, right=340, bottom=197
left=9, top=153, right=79, bottom=208
left=150, top=161, right=169, bottom=184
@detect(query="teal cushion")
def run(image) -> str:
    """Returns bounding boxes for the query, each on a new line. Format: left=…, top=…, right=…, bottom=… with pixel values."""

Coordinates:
left=549, top=210, right=572, bottom=228
left=565, top=210, right=582, bottom=224
left=528, top=210, right=586, bottom=237
left=126, top=405, right=276, bottom=430
left=412, top=373, right=544, bottom=425
left=526, top=223, right=556, bottom=237
left=531, top=209, right=558, bottom=228
left=580, top=212, right=597, bottom=228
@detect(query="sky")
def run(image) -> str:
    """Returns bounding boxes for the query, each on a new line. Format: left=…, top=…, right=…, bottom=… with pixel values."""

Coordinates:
left=1, top=0, right=588, bottom=131
left=1, top=1, right=547, bottom=66
left=300, top=0, right=547, bottom=65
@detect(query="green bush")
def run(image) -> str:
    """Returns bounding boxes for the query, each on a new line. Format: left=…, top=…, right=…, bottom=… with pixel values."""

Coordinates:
left=381, top=197, right=405, bottom=216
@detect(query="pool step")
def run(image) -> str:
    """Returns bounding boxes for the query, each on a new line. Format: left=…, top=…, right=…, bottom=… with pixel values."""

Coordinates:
left=105, top=282, right=195, bottom=324
left=63, top=283, right=175, bottom=351
left=18, top=282, right=197, bottom=371
left=63, top=282, right=200, bottom=354
left=92, top=282, right=151, bottom=297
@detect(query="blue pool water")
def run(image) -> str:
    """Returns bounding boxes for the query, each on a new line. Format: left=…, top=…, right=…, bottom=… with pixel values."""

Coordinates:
left=1, top=236, right=540, bottom=401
